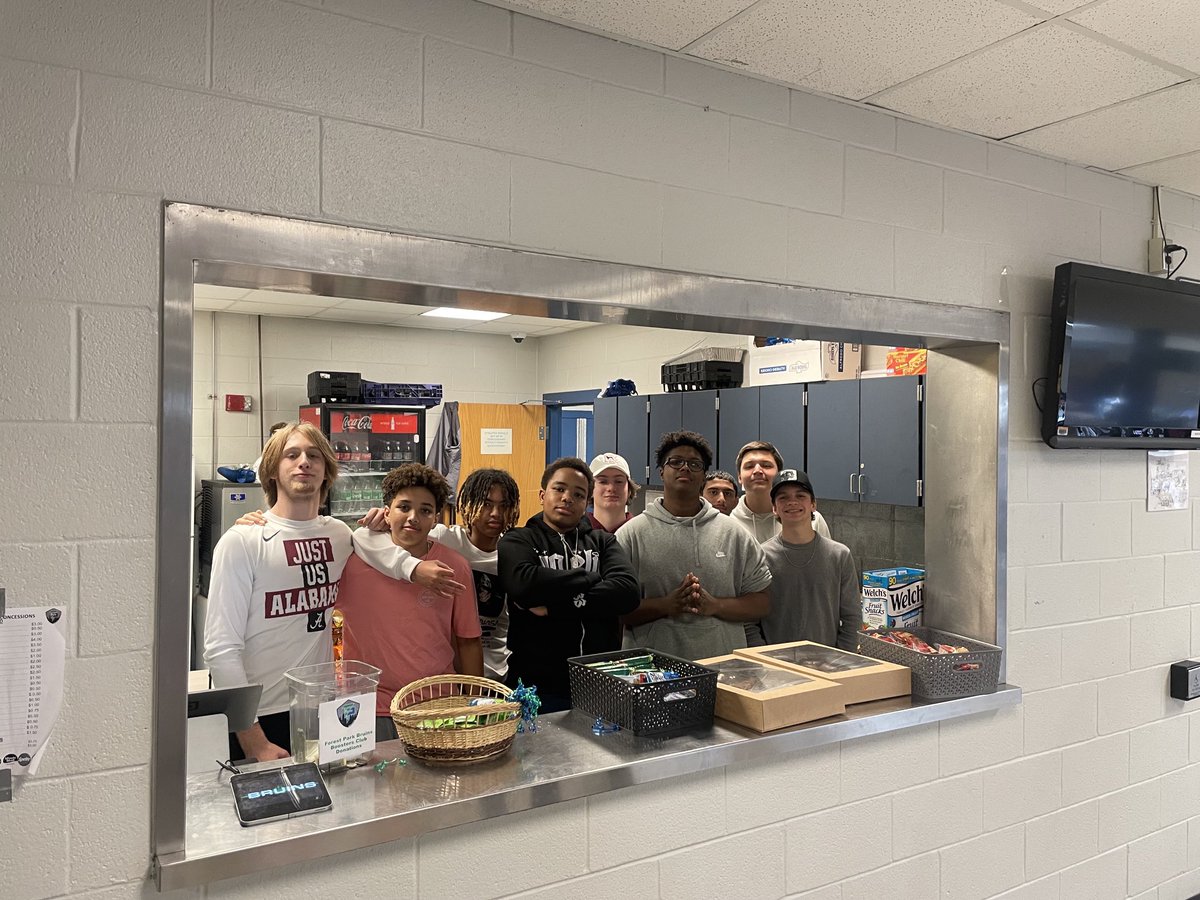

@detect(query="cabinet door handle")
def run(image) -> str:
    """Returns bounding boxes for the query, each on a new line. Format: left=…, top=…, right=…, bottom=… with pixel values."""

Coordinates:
left=849, top=473, right=856, bottom=495
left=857, top=473, right=868, bottom=497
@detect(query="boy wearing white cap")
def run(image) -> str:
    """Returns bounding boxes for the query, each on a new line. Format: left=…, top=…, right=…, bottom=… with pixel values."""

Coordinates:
left=587, top=452, right=637, bottom=535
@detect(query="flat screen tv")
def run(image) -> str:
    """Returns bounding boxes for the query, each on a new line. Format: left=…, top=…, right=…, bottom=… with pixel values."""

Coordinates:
left=1043, top=262, right=1200, bottom=449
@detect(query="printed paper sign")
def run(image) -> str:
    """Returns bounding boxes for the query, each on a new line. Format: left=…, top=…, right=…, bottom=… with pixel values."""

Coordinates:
left=481, top=428, right=513, bottom=455
left=0, top=606, right=67, bottom=778
left=1148, top=450, right=1189, bottom=511
left=316, top=691, right=375, bottom=765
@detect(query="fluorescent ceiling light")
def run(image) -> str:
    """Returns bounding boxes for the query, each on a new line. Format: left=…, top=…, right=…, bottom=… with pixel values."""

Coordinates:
left=420, top=307, right=508, bottom=321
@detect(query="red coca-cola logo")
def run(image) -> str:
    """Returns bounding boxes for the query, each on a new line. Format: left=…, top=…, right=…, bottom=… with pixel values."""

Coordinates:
left=340, top=414, right=372, bottom=432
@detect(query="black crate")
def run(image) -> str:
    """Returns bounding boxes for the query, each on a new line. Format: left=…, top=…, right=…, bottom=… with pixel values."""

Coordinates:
left=568, top=648, right=718, bottom=736
left=360, top=381, right=444, bottom=407
left=661, top=361, right=743, bottom=392
left=307, top=371, right=361, bottom=403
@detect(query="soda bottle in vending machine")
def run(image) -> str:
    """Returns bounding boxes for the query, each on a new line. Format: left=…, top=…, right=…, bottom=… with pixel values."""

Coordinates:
left=333, top=440, right=350, bottom=465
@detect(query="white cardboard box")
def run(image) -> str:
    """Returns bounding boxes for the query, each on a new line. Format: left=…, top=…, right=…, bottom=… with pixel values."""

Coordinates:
left=746, top=341, right=861, bottom=386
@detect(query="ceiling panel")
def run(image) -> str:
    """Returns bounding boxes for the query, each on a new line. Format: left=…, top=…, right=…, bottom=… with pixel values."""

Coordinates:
left=1008, top=81, right=1200, bottom=170
left=1069, top=0, right=1200, bottom=73
left=242, top=289, right=339, bottom=310
left=871, top=23, right=1181, bottom=138
left=1018, top=0, right=1099, bottom=13
left=1120, top=150, right=1200, bottom=197
left=690, top=0, right=1039, bottom=100
left=495, top=0, right=756, bottom=50
left=193, top=284, right=251, bottom=301
left=194, top=297, right=236, bottom=311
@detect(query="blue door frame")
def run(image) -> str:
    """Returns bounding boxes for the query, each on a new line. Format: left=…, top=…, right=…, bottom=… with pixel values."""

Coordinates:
left=543, top=389, right=598, bottom=464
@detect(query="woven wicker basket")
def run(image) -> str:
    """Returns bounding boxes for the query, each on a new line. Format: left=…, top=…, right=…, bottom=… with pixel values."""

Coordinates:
left=389, top=675, right=521, bottom=767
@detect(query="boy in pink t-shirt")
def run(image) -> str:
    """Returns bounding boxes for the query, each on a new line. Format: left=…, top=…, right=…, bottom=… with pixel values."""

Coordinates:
left=339, top=464, right=481, bottom=741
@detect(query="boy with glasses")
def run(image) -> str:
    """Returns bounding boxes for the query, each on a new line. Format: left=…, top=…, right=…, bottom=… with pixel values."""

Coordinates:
left=618, top=432, right=772, bottom=660
left=497, top=457, right=640, bottom=712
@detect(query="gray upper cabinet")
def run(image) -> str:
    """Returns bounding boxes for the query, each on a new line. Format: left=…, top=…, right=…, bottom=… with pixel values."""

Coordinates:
left=594, top=396, right=617, bottom=456
left=616, top=394, right=649, bottom=484
left=807, top=375, right=923, bottom=506
left=806, top=379, right=861, bottom=502
left=758, top=384, right=806, bottom=472
left=716, top=386, right=760, bottom=475
left=647, top=390, right=717, bottom=486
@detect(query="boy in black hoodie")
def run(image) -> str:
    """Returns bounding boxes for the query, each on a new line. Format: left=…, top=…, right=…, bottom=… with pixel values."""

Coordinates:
left=497, top=457, right=640, bottom=712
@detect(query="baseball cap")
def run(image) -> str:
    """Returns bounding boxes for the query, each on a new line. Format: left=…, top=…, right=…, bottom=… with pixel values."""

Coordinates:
left=590, top=452, right=631, bottom=479
left=770, top=468, right=815, bottom=501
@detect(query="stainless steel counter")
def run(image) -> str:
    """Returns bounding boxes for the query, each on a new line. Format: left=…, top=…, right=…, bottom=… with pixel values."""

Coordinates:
left=156, top=685, right=1020, bottom=890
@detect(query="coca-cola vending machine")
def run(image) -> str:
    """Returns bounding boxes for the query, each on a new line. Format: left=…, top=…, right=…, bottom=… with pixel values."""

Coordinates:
left=298, top=403, right=426, bottom=521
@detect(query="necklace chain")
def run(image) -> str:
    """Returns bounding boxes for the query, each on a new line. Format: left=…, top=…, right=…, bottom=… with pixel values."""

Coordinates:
left=782, top=539, right=819, bottom=569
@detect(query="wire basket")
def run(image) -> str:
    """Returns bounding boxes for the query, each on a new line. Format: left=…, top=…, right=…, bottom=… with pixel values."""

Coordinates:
left=662, top=346, right=746, bottom=366
left=389, top=675, right=522, bottom=766
left=568, top=648, right=718, bottom=736
left=857, top=627, right=1002, bottom=699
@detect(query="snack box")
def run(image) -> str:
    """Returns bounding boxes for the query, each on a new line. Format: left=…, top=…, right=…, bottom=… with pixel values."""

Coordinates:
left=862, top=566, right=925, bottom=630
left=696, top=655, right=847, bottom=732
left=735, top=641, right=910, bottom=706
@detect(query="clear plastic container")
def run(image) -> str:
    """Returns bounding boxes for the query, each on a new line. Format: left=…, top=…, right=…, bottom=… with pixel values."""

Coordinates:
left=284, top=660, right=381, bottom=771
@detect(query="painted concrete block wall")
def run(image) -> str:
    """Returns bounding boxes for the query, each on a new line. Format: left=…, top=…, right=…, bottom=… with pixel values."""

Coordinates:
left=3, top=1, right=1200, bottom=898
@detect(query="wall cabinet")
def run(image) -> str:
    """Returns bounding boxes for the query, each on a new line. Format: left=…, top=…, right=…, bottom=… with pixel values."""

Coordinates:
left=806, top=375, right=922, bottom=506
left=594, top=378, right=921, bottom=505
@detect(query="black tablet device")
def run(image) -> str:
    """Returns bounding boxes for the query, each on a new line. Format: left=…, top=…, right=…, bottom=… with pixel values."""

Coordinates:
left=230, top=762, right=332, bottom=827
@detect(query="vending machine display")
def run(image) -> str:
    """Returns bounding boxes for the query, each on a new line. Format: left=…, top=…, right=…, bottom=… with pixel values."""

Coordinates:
left=299, top=403, right=426, bottom=521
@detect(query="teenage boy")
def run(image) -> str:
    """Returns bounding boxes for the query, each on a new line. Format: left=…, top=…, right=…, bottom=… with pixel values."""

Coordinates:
left=730, top=441, right=830, bottom=542
left=339, top=464, right=481, bottom=740
left=204, top=422, right=352, bottom=762
left=354, top=468, right=519, bottom=682
left=702, top=470, right=738, bottom=515
left=497, top=457, right=640, bottom=713
left=587, top=452, right=637, bottom=534
left=761, top=469, right=861, bottom=651
left=618, top=431, right=772, bottom=660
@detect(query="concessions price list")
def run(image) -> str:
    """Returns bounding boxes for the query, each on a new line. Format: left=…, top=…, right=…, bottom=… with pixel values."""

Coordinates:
left=0, top=606, right=66, bottom=778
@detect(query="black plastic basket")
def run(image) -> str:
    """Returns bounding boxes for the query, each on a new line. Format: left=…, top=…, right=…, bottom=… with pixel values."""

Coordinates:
left=661, top=361, right=743, bottom=392
left=360, top=381, right=443, bottom=407
left=568, top=648, right=718, bottom=736
left=857, top=627, right=1002, bottom=699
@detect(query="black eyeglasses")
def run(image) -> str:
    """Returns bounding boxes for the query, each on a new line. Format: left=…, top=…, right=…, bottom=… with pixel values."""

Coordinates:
left=664, top=457, right=705, bottom=472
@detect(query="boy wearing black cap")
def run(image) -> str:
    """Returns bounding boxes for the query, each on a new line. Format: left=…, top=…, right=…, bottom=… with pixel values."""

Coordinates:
left=760, top=469, right=862, bottom=651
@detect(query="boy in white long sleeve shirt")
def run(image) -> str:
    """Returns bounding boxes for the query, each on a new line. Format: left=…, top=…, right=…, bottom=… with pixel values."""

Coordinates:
left=204, top=423, right=351, bottom=762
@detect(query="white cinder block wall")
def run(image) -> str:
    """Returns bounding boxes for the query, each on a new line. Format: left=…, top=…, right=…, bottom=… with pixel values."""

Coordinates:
left=3, top=1, right=1200, bottom=898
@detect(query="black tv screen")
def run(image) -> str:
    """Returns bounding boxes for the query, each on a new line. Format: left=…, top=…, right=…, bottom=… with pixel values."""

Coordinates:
left=1043, top=262, right=1200, bottom=449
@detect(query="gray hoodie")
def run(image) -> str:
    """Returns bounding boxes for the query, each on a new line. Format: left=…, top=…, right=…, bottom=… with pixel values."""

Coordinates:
left=618, top=498, right=773, bottom=660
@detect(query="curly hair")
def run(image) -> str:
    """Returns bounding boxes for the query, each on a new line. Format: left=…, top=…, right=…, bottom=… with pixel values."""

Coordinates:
left=258, top=422, right=338, bottom=507
left=457, top=468, right=520, bottom=533
left=655, top=430, right=713, bottom=472
left=382, top=463, right=450, bottom=511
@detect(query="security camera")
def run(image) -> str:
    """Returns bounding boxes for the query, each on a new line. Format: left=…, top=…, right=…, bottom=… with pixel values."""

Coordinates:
left=512, top=332, right=526, bottom=344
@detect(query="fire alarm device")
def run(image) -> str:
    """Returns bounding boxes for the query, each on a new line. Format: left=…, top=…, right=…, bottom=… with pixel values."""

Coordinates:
left=225, top=394, right=253, bottom=412
left=1169, top=660, right=1200, bottom=701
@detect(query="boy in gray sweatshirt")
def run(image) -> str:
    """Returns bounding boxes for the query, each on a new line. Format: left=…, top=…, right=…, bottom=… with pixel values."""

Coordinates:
left=618, top=431, right=772, bottom=660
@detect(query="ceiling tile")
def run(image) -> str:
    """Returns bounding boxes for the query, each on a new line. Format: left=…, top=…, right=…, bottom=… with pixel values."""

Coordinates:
left=497, top=0, right=756, bottom=51
left=1008, top=82, right=1200, bottom=170
left=1120, top=151, right=1200, bottom=198
left=194, top=297, right=235, bottom=311
left=194, top=284, right=251, bottom=301
left=244, top=289, right=338, bottom=309
left=690, top=0, right=1038, bottom=100
left=872, top=23, right=1180, bottom=137
left=1070, top=0, right=1200, bottom=73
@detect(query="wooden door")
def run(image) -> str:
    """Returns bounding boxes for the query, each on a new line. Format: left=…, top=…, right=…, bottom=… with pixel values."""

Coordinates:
left=457, top=403, right=547, bottom=527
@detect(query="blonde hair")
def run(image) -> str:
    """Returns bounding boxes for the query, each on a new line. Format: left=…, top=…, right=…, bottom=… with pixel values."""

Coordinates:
left=258, top=422, right=339, bottom=507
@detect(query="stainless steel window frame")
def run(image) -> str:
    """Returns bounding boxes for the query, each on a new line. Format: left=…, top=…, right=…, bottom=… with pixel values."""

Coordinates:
left=156, top=202, right=1009, bottom=877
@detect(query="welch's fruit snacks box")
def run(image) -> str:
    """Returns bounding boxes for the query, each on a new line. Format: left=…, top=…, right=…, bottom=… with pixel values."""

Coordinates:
left=861, top=567, right=925, bottom=630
